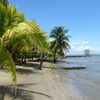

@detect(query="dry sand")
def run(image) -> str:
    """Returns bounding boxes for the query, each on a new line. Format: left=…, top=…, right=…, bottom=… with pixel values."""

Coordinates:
left=0, top=61, right=86, bottom=100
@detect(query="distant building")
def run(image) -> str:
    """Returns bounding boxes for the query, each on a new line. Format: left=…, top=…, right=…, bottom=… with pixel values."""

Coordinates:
left=84, top=49, right=90, bottom=56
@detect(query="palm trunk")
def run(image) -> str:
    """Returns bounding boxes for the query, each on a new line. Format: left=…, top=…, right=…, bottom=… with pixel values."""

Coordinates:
left=23, top=57, right=26, bottom=63
left=23, top=53, right=26, bottom=64
left=32, top=56, right=34, bottom=61
left=39, top=53, right=44, bottom=70
left=12, top=51, right=17, bottom=62
left=53, top=54, right=56, bottom=62
left=13, top=86, right=17, bottom=98
left=0, top=64, right=3, bottom=69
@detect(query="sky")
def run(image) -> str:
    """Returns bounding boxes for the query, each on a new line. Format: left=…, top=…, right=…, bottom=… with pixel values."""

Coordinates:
left=9, top=0, right=100, bottom=55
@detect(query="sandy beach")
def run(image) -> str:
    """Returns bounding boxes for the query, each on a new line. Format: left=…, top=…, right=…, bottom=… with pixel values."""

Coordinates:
left=0, top=61, right=85, bottom=100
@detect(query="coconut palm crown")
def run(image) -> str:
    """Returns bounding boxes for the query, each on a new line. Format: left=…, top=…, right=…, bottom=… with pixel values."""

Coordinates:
left=0, top=0, right=9, bottom=7
left=50, top=26, right=70, bottom=62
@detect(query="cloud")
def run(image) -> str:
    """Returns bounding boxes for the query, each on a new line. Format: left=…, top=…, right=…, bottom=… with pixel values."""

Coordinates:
left=70, top=40, right=89, bottom=45
left=71, top=45, right=100, bottom=53
left=88, top=47, right=100, bottom=52
left=70, top=40, right=90, bottom=51
left=69, top=40, right=100, bottom=54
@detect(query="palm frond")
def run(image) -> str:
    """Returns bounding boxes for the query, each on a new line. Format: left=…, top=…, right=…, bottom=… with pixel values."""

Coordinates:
left=0, top=38, right=16, bottom=87
left=3, top=22, right=49, bottom=53
left=50, top=26, right=70, bottom=56
left=0, top=3, right=6, bottom=37
left=6, top=5, right=25, bottom=28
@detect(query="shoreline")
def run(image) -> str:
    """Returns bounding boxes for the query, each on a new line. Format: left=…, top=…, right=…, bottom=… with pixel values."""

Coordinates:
left=0, top=61, right=86, bottom=100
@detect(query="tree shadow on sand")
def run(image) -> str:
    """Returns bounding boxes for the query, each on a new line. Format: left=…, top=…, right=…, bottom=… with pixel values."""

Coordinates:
left=0, top=85, right=52, bottom=100
left=16, top=67, right=43, bottom=75
left=22, top=62, right=40, bottom=69
left=16, top=68, right=35, bottom=75
left=16, top=62, right=41, bottom=69
left=0, top=85, right=33, bottom=100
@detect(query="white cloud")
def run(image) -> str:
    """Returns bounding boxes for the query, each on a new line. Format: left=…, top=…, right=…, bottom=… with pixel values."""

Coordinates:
left=70, top=45, right=100, bottom=53
left=70, top=40, right=89, bottom=45
left=69, top=40, right=100, bottom=54
left=70, top=40, right=90, bottom=52
left=89, top=47, right=100, bottom=52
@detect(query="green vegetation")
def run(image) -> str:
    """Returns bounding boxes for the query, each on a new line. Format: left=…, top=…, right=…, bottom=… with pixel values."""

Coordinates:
left=0, top=0, right=9, bottom=7
left=0, top=1, right=70, bottom=97
left=49, top=66, right=86, bottom=70
left=49, top=66, right=62, bottom=69
left=0, top=3, right=49, bottom=96
left=50, top=26, right=70, bottom=62
left=0, top=3, right=25, bottom=96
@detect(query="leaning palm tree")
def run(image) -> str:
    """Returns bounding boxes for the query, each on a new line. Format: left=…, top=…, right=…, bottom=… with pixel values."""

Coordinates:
left=0, top=4, right=24, bottom=96
left=0, top=3, right=49, bottom=96
left=0, top=38, right=17, bottom=95
left=0, top=3, right=25, bottom=66
left=0, top=3, right=25, bottom=37
left=1, top=21, right=49, bottom=95
left=50, top=26, right=70, bottom=62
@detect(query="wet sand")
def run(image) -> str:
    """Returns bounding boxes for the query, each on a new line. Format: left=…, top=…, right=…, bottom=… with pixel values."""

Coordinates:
left=0, top=61, right=85, bottom=100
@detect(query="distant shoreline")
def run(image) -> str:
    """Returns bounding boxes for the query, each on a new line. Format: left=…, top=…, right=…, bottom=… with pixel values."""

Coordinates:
left=65, top=54, right=100, bottom=58
left=65, top=55, right=92, bottom=58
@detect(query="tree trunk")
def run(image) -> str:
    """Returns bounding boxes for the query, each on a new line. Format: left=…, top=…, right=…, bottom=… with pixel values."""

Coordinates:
left=23, top=53, right=26, bottom=64
left=32, top=56, right=34, bottom=61
left=0, top=64, right=3, bottom=69
left=12, top=51, right=17, bottom=62
left=13, top=86, right=17, bottom=98
left=53, top=54, right=56, bottom=62
left=39, top=53, right=44, bottom=70
left=23, top=57, right=26, bottom=64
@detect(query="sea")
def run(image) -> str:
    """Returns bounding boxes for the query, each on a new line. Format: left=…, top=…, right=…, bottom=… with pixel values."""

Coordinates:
left=56, top=54, right=100, bottom=100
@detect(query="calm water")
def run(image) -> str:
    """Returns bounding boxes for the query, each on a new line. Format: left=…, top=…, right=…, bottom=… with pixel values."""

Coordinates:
left=56, top=55, right=100, bottom=100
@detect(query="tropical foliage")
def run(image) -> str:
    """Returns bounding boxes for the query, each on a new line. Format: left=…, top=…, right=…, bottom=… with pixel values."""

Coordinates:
left=0, top=1, right=71, bottom=97
left=0, top=3, right=25, bottom=37
left=50, top=26, right=70, bottom=62
left=0, top=3, right=25, bottom=92
left=0, top=0, right=9, bottom=7
left=0, top=3, right=49, bottom=96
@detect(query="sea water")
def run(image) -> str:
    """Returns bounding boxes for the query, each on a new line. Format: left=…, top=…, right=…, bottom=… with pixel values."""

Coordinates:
left=56, top=55, right=100, bottom=100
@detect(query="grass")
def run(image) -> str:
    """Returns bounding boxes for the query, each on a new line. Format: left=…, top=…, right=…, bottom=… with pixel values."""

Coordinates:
left=48, top=65, right=86, bottom=70
left=49, top=66, right=61, bottom=69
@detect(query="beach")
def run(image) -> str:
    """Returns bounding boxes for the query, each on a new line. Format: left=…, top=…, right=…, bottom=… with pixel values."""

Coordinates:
left=0, top=0, right=99, bottom=100
left=0, top=61, right=85, bottom=100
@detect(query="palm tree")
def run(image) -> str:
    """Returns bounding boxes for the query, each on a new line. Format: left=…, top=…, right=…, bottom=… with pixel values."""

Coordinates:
left=0, top=3, right=6, bottom=37
left=1, top=22, right=49, bottom=96
left=0, top=3, right=25, bottom=37
left=0, top=0, right=9, bottom=7
left=0, top=3, right=25, bottom=96
left=2, top=20, right=49, bottom=93
left=0, top=3, right=49, bottom=96
left=50, top=26, right=70, bottom=62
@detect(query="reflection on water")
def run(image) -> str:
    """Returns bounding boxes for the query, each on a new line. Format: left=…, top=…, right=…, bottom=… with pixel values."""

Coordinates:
left=56, top=55, right=100, bottom=100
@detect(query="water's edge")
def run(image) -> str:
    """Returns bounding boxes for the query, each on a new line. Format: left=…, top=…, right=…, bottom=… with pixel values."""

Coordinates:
left=55, top=56, right=100, bottom=100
